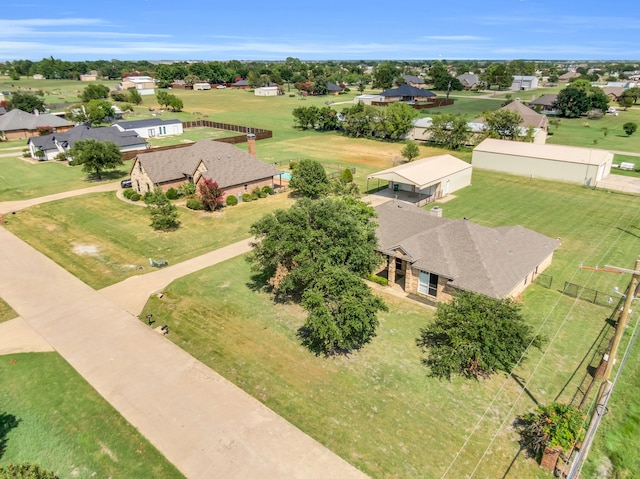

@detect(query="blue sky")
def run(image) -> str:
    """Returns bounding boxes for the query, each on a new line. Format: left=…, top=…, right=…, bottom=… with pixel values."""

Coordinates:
left=2, top=0, right=639, bottom=62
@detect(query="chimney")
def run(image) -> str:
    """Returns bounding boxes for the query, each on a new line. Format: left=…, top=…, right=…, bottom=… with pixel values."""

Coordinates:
left=247, top=133, right=256, bottom=156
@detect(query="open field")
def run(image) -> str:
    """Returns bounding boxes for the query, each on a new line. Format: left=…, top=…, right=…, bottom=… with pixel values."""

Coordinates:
left=133, top=168, right=639, bottom=478
left=0, top=352, right=184, bottom=479
left=0, top=297, right=17, bottom=323
left=3, top=190, right=295, bottom=289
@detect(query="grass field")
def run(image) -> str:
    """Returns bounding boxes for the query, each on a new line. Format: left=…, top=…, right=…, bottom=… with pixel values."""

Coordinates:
left=0, top=297, right=17, bottom=323
left=133, top=169, right=639, bottom=478
left=3, top=190, right=295, bottom=289
left=0, top=352, right=184, bottom=479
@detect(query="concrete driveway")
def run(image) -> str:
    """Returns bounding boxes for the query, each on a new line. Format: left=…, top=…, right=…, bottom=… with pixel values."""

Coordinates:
left=596, top=174, right=640, bottom=195
left=0, top=227, right=367, bottom=479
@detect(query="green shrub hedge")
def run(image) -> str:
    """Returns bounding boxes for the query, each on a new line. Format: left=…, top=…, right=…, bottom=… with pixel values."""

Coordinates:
left=129, top=192, right=141, bottom=202
left=242, top=193, right=253, bottom=202
left=261, top=185, right=274, bottom=195
left=226, top=195, right=238, bottom=206
left=166, top=188, right=179, bottom=200
left=368, top=274, right=388, bottom=286
left=186, top=198, right=204, bottom=210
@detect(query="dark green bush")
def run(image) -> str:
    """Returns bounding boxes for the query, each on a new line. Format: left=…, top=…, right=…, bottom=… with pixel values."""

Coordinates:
left=129, top=192, right=141, bottom=201
left=226, top=195, right=238, bottom=206
left=261, top=185, right=274, bottom=195
left=186, top=198, right=204, bottom=210
left=166, top=188, right=178, bottom=200
left=242, top=193, right=253, bottom=202
left=289, top=160, right=298, bottom=170
left=368, top=274, right=388, bottom=286
left=123, top=188, right=134, bottom=199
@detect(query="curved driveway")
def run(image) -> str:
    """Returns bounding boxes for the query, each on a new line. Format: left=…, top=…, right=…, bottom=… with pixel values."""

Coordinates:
left=0, top=183, right=367, bottom=479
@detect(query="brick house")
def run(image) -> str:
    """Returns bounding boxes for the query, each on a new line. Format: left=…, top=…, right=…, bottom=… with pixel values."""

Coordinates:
left=373, top=201, right=559, bottom=304
left=129, top=138, right=280, bottom=197
left=0, top=109, right=74, bottom=141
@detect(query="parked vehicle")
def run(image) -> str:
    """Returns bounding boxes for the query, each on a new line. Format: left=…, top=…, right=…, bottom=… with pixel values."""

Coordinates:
left=120, top=178, right=132, bottom=188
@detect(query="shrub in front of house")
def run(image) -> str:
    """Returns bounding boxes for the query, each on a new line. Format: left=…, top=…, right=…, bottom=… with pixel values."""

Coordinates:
left=242, top=193, right=253, bottom=202
left=177, top=182, right=196, bottom=197
left=129, top=192, right=141, bottom=202
left=368, top=274, right=388, bottom=286
left=261, top=186, right=274, bottom=195
left=166, top=188, right=179, bottom=200
left=226, top=195, right=238, bottom=206
left=186, top=198, right=204, bottom=210
left=123, top=188, right=134, bottom=199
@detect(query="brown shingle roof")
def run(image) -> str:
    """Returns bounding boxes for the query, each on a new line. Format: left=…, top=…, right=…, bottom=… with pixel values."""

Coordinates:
left=375, top=201, right=559, bottom=298
left=136, top=140, right=280, bottom=187
left=499, top=100, right=549, bottom=129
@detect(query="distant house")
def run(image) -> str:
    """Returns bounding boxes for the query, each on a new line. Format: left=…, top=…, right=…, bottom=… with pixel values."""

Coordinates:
left=378, top=84, right=436, bottom=103
left=79, top=70, right=98, bottom=82
left=366, top=155, right=472, bottom=205
left=601, top=86, right=625, bottom=101
left=231, top=79, right=250, bottom=89
left=27, top=125, right=147, bottom=161
left=112, top=118, right=183, bottom=139
left=402, top=75, right=426, bottom=88
left=457, top=73, right=481, bottom=90
left=32, top=74, right=44, bottom=80
left=327, top=82, right=344, bottom=95
left=511, top=75, right=539, bottom=90
left=474, top=100, right=549, bottom=142
left=119, top=76, right=156, bottom=95
left=129, top=139, right=281, bottom=196
left=558, top=71, right=581, bottom=82
left=171, top=80, right=189, bottom=90
left=529, top=94, right=559, bottom=115
left=254, top=86, right=280, bottom=96
left=405, top=117, right=488, bottom=145
left=472, top=138, right=613, bottom=186
left=0, top=109, right=74, bottom=141
left=373, top=201, right=560, bottom=303
left=193, top=82, right=211, bottom=91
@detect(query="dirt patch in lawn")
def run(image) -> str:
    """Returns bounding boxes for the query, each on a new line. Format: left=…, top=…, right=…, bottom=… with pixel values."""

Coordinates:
left=73, top=244, right=99, bottom=255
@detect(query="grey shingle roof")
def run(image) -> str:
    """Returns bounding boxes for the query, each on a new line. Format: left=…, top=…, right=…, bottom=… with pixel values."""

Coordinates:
left=112, top=118, right=182, bottom=130
left=327, top=82, right=343, bottom=92
left=29, top=125, right=146, bottom=151
left=0, top=109, right=73, bottom=132
left=136, top=140, right=281, bottom=188
left=403, top=74, right=425, bottom=85
left=379, top=84, right=435, bottom=98
left=375, top=201, right=559, bottom=298
left=529, top=94, right=558, bottom=107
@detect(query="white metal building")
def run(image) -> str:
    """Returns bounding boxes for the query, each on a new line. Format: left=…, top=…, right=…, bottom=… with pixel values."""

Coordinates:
left=367, top=154, right=472, bottom=201
left=112, top=118, right=183, bottom=139
left=255, top=86, right=279, bottom=96
left=193, top=82, right=211, bottom=90
left=353, top=94, right=384, bottom=105
left=472, top=138, right=613, bottom=186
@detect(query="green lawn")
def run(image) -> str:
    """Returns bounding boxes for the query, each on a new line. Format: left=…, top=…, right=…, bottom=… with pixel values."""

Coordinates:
left=4, top=191, right=295, bottom=289
left=135, top=169, right=639, bottom=478
left=0, top=352, right=184, bottom=479
left=0, top=297, right=17, bottom=323
left=546, top=107, right=640, bottom=153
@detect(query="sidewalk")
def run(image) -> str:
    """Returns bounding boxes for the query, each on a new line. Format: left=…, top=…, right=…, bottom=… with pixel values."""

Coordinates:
left=0, top=226, right=367, bottom=478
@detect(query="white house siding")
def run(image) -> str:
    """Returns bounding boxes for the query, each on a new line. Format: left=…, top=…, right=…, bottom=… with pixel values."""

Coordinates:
left=472, top=148, right=613, bottom=186
left=123, top=123, right=183, bottom=139
left=255, top=87, right=279, bottom=96
left=353, top=94, right=384, bottom=105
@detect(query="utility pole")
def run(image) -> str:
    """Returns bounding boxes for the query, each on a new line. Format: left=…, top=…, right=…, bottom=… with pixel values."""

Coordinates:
left=568, top=256, right=640, bottom=478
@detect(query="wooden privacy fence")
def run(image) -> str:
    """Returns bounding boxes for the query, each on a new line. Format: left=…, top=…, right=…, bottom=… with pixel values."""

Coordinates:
left=121, top=121, right=273, bottom=160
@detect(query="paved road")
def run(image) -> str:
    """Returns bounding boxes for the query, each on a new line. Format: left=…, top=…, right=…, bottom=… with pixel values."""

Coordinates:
left=0, top=227, right=367, bottom=478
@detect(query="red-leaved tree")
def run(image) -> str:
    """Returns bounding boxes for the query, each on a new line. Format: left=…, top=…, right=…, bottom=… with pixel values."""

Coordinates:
left=198, top=178, right=224, bottom=211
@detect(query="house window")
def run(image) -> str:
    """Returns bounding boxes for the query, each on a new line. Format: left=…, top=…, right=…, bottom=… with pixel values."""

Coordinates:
left=148, top=128, right=155, bottom=137
left=244, top=184, right=248, bottom=192
left=418, top=271, right=438, bottom=297
left=395, top=258, right=403, bottom=272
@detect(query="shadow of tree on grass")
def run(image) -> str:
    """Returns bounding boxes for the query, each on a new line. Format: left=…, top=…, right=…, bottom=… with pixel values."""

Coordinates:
left=0, top=412, right=21, bottom=459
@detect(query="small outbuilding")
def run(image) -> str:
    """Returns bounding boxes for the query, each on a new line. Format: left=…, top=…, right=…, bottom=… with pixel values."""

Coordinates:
left=367, top=154, right=472, bottom=205
left=193, top=82, right=212, bottom=90
left=472, top=138, right=613, bottom=186
left=254, top=86, right=280, bottom=96
left=112, top=118, right=183, bottom=139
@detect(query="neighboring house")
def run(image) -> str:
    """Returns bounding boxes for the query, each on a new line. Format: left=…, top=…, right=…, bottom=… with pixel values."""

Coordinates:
left=255, top=86, right=280, bottom=96
left=0, top=107, right=7, bottom=116
left=472, top=138, right=613, bottom=187
left=499, top=100, right=549, bottom=130
left=327, top=82, right=344, bottom=95
left=129, top=139, right=281, bottom=196
left=405, top=117, right=488, bottom=145
left=28, top=125, right=147, bottom=161
left=353, top=94, right=385, bottom=105
left=0, top=109, right=74, bottom=141
left=402, top=75, right=426, bottom=88
left=171, top=80, right=189, bottom=89
left=378, top=84, right=436, bottom=103
left=511, top=75, right=539, bottom=90
left=231, top=79, right=250, bottom=89
left=457, top=73, right=481, bottom=90
left=601, top=86, right=625, bottom=101
left=79, top=70, right=98, bottom=81
left=529, top=94, right=559, bottom=115
left=32, top=74, right=44, bottom=80
left=112, top=118, right=183, bottom=139
left=119, top=76, right=156, bottom=95
left=193, top=82, right=211, bottom=91
left=366, top=155, right=472, bottom=205
left=373, top=201, right=560, bottom=303
left=558, top=71, right=581, bottom=82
